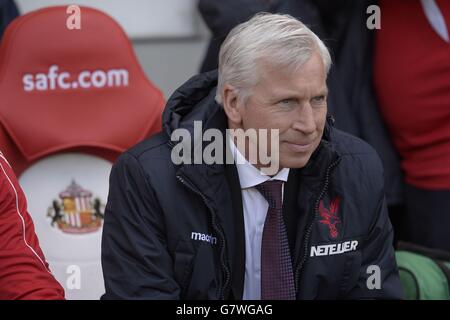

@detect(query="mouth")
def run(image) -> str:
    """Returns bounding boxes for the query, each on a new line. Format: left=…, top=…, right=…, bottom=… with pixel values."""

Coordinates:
left=284, top=141, right=314, bottom=152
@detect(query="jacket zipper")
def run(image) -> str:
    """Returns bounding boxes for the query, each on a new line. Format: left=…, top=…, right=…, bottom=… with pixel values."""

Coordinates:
left=175, top=174, right=231, bottom=299
left=294, top=157, right=341, bottom=296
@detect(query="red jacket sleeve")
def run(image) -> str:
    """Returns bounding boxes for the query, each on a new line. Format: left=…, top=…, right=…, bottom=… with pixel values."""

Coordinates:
left=0, top=153, right=65, bottom=300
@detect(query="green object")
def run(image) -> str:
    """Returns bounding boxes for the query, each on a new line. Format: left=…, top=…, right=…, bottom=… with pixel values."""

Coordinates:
left=395, top=242, right=450, bottom=300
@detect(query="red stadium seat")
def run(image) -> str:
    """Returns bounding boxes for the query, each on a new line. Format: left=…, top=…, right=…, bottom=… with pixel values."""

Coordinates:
left=0, top=6, right=165, bottom=299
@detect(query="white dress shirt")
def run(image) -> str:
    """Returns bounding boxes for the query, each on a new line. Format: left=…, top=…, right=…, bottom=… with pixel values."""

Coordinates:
left=228, top=135, right=290, bottom=300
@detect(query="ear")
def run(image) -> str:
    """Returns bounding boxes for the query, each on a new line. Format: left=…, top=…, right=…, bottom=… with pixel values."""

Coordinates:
left=221, top=84, right=243, bottom=126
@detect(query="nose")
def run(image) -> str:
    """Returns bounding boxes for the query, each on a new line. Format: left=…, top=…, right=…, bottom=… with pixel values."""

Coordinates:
left=291, top=103, right=317, bottom=135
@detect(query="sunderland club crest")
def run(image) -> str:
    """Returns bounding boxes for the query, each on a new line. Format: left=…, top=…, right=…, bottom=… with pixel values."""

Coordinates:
left=47, top=179, right=105, bottom=234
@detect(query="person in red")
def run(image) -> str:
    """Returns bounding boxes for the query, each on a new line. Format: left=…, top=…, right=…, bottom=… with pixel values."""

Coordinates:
left=374, top=0, right=450, bottom=251
left=0, top=152, right=64, bottom=299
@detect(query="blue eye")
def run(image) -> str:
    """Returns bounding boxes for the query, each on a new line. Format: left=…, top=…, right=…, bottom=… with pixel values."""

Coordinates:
left=312, top=96, right=326, bottom=103
left=279, top=99, right=295, bottom=108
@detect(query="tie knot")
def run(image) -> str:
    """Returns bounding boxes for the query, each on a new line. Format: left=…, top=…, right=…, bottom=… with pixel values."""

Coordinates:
left=255, top=180, right=283, bottom=209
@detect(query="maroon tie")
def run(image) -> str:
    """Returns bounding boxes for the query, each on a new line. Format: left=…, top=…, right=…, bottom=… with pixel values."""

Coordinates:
left=256, top=180, right=296, bottom=300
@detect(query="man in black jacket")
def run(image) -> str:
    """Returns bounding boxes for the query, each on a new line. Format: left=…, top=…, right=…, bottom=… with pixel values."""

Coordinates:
left=198, top=0, right=404, bottom=210
left=102, top=13, right=403, bottom=299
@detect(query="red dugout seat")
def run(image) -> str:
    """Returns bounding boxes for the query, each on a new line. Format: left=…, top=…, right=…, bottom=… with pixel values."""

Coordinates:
left=0, top=6, right=164, bottom=174
left=0, top=6, right=165, bottom=299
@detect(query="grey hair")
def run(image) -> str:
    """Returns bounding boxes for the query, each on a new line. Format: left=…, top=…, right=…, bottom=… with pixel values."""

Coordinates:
left=216, top=12, right=332, bottom=105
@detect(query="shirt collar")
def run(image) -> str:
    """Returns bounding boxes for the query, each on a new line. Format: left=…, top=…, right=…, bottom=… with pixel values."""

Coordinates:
left=228, top=133, right=289, bottom=189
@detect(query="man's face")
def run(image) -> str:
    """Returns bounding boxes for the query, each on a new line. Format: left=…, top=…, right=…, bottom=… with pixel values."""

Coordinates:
left=226, top=51, right=328, bottom=169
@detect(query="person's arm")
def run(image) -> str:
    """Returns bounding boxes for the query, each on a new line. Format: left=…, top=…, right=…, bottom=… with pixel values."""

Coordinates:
left=0, top=153, right=65, bottom=300
left=101, top=152, right=180, bottom=299
left=344, top=154, right=404, bottom=299
left=346, top=194, right=404, bottom=299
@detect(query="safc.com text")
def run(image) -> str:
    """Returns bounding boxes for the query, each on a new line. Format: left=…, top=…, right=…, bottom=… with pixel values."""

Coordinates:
left=22, top=65, right=129, bottom=91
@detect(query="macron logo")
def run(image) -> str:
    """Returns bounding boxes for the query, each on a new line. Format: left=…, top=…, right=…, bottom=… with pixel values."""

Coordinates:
left=310, top=240, right=358, bottom=257
left=191, top=232, right=217, bottom=245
